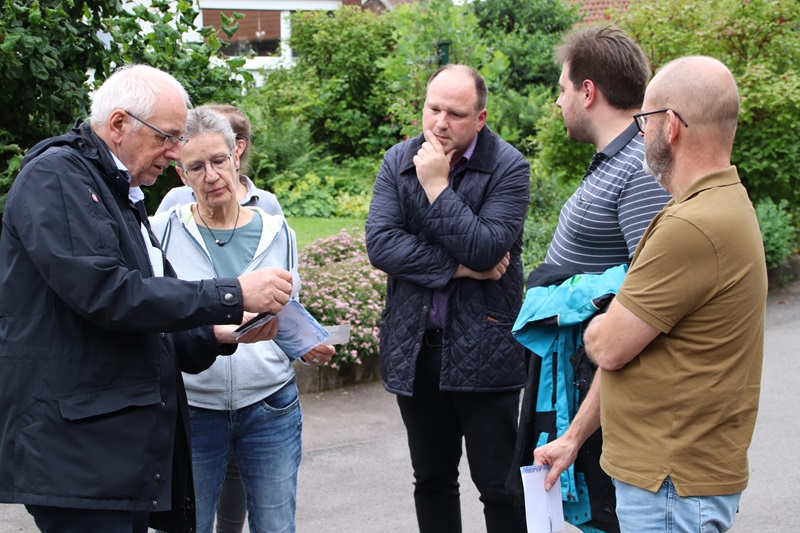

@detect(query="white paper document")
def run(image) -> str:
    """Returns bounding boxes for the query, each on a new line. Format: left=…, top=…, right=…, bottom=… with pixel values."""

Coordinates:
left=323, top=323, right=351, bottom=345
left=520, top=465, right=566, bottom=533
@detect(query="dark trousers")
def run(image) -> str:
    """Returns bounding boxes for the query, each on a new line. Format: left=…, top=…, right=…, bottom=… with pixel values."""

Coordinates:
left=396, top=334, right=527, bottom=533
left=25, top=505, right=149, bottom=533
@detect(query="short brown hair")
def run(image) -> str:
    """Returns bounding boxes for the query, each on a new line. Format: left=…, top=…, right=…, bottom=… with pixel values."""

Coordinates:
left=207, top=104, right=253, bottom=174
left=555, top=25, right=649, bottom=110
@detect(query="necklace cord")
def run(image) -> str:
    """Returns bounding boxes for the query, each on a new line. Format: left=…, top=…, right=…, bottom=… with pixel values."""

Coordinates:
left=195, top=204, right=241, bottom=247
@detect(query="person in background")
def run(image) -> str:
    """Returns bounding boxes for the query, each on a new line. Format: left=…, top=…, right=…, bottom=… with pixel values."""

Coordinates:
left=156, top=103, right=283, bottom=217
left=540, top=55, right=766, bottom=532
left=0, top=64, right=292, bottom=533
left=366, top=64, right=530, bottom=533
left=156, top=103, right=283, bottom=533
left=150, top=105, right=334, bottom=533
left=508, top=26, right=671, bottom=532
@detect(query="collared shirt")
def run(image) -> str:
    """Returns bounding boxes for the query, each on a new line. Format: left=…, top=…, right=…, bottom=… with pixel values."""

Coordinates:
left=426, top=133, right=479, bottom=330
left=545, top=122, right=670, bottom=274
left=452, top=133, right=479, bottom=177
left=109, top=151, right=164, bottom=276
left=602, top=166, right=766, bottom=496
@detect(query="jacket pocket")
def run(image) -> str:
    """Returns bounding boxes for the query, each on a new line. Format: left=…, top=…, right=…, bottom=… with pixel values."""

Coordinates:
left=58, top=380, right=161, bottom=420
left=14, top=380, right=165, bottom=503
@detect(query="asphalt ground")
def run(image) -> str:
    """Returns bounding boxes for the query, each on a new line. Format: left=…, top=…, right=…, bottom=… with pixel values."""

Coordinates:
left=2, top=279, right=798, bottom=532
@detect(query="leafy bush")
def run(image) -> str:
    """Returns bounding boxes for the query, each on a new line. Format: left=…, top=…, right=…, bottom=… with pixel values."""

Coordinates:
left=251, top=6, right=396, bottom=159
left=487, top=85, right=555, bottom=157
left=470, top=0, right=580, bottom=93
left=521, top=153, right=576, bottom=273
left=241, top=96, right=320, bottom=180
left=378, top=0, right=509, bottom=140
left=257, top=157, right=379, bottom=218
left=754, top=198, right=798, bottom=268
left=0, top=0, right=253, bottom=219
left=615, top=0, right=800, bottom=207
left=0, top=145, right=23, bottom=214
left=298, top=229, right=386, bottom=369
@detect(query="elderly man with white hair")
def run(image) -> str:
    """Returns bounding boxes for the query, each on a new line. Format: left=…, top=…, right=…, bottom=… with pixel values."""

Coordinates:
left=0, top=64, right=294, bottom=533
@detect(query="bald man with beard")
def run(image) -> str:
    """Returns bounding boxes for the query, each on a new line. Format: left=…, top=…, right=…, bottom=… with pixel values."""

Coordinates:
left=535, top=56, right=767, bottom=532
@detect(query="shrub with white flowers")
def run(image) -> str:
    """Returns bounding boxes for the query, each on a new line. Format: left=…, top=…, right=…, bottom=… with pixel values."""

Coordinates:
left=298, top=229, right=386, bottom=369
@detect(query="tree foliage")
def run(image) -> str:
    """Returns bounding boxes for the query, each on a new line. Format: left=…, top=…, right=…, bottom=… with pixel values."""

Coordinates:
left=469, top=0, right=580, bottom=92
left=377, top=0, right=509, bottom=141
left=1, top=0, right=253, bottom=216
left=285, top=6, right=395, bottom=157
left=615, top=0, right=800, bottom=207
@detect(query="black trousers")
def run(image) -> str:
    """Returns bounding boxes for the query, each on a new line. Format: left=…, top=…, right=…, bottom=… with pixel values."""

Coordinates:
left=396, top=333, right=527, bottom=533
left=26, top=505, right=149, bottom=533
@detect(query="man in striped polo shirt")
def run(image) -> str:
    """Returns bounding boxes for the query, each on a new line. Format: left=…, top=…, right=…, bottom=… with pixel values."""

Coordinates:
left=545, top=26, right=670, bottom=274
left=526, top=25, right=670, bottom=529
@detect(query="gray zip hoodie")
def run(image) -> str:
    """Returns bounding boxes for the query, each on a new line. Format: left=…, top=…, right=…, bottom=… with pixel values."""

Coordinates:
left=151, top=204, right=300, bottom=410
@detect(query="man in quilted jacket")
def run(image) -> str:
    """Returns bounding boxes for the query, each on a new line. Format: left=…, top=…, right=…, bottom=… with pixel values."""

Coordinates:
left=366, top=64, right=530, bottom=533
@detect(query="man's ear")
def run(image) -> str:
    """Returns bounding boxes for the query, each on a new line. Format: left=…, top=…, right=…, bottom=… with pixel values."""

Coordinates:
left=476, top=108, right=487, bottom=132
left=583, top=79, right=597, bottom=109
left=107, top=109, right=128, bottom=144
left=667, top=110, right=682, bottom=144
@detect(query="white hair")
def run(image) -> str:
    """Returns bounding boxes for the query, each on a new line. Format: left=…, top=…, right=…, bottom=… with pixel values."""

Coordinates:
left=89, top=64, right=191, bottom=128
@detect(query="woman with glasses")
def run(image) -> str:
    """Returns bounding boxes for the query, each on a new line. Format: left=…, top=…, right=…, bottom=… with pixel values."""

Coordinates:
left=155, top=103, right=283, bottom=218
left=156, top=103, right=283, bottom=533
left=150, top=105, right=333, bottom=533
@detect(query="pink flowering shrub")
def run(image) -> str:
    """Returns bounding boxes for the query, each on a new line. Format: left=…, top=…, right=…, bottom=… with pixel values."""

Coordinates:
left=298, top=229, right=386, bottom=369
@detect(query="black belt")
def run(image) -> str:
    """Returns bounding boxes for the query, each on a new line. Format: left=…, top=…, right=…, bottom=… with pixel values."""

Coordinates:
left=424, top=329, right=443, bottom=347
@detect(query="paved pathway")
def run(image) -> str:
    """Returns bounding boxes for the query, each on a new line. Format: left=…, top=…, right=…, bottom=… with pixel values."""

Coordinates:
left=2, top=281, right=798, bottom=532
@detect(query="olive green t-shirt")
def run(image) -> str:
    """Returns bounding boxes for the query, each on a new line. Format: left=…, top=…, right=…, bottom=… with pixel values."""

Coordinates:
left=600, top=166, right=767, bottom=497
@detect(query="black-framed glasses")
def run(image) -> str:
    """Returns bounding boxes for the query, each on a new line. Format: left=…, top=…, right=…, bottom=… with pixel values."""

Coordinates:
left=181, top=152, right=234, bottom=181
left=633, top=109, right=689, bottom=134
left=126, top=112, right=188, bottom=148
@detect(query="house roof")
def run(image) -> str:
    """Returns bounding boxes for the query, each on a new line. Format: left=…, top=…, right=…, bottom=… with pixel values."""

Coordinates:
left=570, top=0, right=631, bottom=25
left=362, top=0, right=415, bottom=12
left=363, top=1, right=631, bottom=23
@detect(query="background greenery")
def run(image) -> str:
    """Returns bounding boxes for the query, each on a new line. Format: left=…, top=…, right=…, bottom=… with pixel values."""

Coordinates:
left=288, top=217, right=364, bottom=250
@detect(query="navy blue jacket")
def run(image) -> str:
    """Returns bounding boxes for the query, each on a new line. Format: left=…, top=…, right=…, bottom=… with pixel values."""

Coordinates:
left=0, top=122, right=243, bottom=532
left=366, top=127, right=530, bottom=395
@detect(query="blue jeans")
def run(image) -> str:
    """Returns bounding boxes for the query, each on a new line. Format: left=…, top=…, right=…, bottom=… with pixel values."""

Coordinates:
left=189, top=380, right=302, bottom=533
left=614, top=477, right=740, bottom=533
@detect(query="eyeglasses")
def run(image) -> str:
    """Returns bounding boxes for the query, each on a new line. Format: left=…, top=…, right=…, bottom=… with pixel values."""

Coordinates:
left=181, top=153, right=234, bottom=181
left=126, top=112, right=188, bottom=148
left=633, top=109, right=689, bottom=134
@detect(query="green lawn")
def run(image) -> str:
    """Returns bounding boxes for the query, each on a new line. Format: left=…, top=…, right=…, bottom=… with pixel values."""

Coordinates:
left=287, top=217, right=365, bottom=250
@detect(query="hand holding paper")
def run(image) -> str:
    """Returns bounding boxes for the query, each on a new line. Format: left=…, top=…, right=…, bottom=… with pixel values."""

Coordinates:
left=214, top=312, right=278, bottom=345
left=520, top=465, right=565, bottom=533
